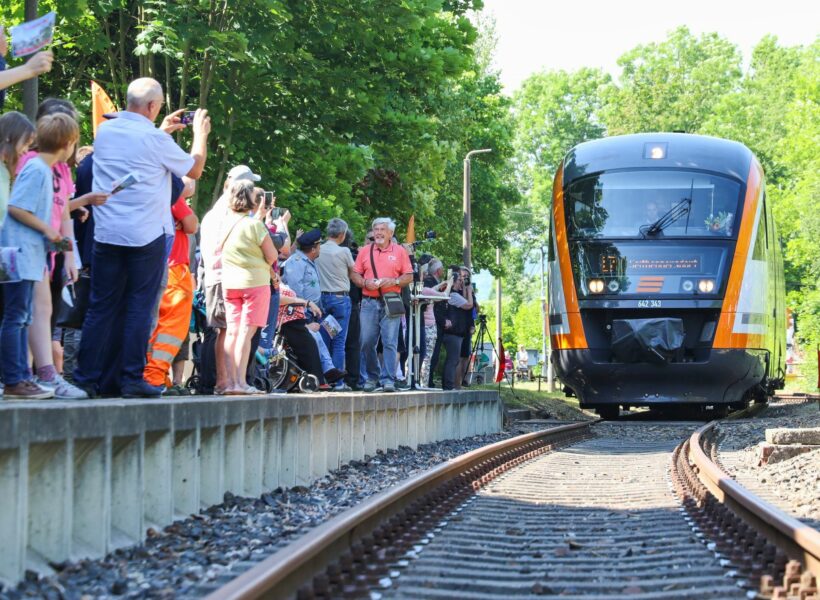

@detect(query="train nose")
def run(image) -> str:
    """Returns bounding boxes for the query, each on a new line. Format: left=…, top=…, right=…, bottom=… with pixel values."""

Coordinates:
left=611, top=318, right=685, bottom=364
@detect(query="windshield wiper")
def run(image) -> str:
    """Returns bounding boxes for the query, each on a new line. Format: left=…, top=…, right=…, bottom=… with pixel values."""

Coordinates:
left=640, top=198, right=692, bottom=237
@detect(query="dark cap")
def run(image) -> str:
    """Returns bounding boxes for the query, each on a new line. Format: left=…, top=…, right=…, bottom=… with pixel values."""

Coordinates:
left=297, top=228, right=322, bottom=247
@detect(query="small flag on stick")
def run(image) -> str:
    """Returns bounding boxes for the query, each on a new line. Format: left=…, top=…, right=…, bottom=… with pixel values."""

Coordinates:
left=91, top=81, right=117, bottom=136
left=495, top=338, right=506, bottom=383
left=406, top=214, right=416, bottom=244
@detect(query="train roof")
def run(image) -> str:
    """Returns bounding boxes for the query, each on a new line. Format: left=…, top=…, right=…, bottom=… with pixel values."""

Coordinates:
left=563, top=133, right=755, bottom=184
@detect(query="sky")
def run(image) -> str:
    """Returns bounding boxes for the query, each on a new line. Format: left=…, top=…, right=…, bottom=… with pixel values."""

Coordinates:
left=481, top=0, right=818, bottom=93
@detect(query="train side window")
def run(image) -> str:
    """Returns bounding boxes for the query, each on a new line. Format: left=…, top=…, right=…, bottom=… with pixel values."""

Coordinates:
left=752, top=199, right=767, bottom=260
left=548, top=217, right=556, bottom=261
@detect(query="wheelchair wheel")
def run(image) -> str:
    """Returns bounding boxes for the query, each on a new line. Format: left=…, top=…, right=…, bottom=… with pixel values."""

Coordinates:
left=268, top=353, right=291, bottom=390
left=298, top=374, right=320, bottom=393
left=185, top=375, right=201, bottom=394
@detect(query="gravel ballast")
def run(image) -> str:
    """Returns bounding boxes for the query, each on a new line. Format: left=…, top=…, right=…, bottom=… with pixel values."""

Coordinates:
left=0, top=423, right=560, bottom=600
left=716, top=400, right=820, bottom=528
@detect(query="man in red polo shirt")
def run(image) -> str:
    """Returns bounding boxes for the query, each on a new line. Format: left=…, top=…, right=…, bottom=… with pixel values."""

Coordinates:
left=351, top=217, right=412, bottom=392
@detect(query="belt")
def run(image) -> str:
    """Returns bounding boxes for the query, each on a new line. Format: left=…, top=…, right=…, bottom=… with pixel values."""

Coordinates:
left=322, top=291, right=349, bottom=296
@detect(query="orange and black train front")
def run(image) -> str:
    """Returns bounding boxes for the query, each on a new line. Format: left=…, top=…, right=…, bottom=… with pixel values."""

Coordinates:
left=547, top=133, right=786, bottom=413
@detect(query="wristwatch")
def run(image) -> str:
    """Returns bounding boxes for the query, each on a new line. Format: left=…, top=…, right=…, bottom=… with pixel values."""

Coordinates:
left=393, top=277, right=400, bottom=286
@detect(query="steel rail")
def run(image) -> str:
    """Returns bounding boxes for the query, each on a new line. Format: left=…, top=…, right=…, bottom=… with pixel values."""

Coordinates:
left=689, top=421, right=820, bottom=579
left=207, top=421, right=592, bottom=600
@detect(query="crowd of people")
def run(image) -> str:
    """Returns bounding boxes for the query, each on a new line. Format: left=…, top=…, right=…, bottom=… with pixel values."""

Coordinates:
left=0, top=57, right=481, bottom=400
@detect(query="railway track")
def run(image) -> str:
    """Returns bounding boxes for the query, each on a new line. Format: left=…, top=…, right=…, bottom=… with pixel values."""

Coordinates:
left=209, top=413, right=819, bottom=600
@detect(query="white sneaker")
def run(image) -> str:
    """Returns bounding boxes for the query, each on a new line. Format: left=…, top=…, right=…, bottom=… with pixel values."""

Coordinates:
left=36, top=374, right=89, bottom=399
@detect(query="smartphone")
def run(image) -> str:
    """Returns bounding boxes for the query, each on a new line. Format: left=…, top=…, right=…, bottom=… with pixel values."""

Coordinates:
left=264, top=191, right=274, bottom=209
left=48, top=237, right=73, bottom=252
left=180, top=110, right=196, bottom=125
left=270, top=207, right=287, bottom=220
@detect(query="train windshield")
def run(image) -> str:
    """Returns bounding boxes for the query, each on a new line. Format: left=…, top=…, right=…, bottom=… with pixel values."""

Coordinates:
left=566, top=170, right=742, bottom=239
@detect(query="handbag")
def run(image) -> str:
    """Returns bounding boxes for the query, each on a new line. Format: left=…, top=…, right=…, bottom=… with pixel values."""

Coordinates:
left=56, top=269, right=91, bottom=329
left=369, top=244, right=405, bottom=318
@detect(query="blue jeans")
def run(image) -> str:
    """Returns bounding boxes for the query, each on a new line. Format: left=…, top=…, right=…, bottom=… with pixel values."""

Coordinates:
left=360, top=297, right=401, bottom=386
left=0, top=280, right=34, bottom=385
left=258, top=288, right=280, bottom=353
left=75, top=234, right=166, bottom=391
left=309, top=328, right=335, bottom=373
left=319, top=293, right=351, bottom=373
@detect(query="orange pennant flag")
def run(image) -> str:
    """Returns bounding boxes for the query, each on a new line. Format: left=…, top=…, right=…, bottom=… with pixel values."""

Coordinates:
left=406, top=214, right=416, bottom=244
left=91, top=81, right=118, bottom=136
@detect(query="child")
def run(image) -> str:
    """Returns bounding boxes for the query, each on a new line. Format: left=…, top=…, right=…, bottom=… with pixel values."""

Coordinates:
left=18, top=99, right=107, bottom=398
left=0, top=111, right=35, bottom=230
left=0, top=113, right=79, bottom=399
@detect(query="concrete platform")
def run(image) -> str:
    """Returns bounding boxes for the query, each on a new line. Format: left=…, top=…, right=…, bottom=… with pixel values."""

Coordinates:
left=0, top=389, right=501, bottom=585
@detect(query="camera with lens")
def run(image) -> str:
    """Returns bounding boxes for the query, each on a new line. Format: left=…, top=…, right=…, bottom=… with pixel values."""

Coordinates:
left=411, top=230, right=437, bottom=249
left=450, top=265, right=460, bottom=281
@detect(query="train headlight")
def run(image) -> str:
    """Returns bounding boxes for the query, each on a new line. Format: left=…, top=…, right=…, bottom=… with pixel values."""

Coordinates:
left=607, top=280, right=620, bottom=292
left=697, top=279, right=715, bottom=293
left=588, top=279, right=605, bottom=294
left=682, top=279, right=694, bottom=293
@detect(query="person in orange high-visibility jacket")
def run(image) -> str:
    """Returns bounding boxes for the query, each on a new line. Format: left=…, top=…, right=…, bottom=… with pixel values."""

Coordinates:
left=144, top=184, right=198, bottom=387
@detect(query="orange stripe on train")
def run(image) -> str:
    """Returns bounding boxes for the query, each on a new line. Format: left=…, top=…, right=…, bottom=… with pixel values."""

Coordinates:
left=713, top=160, right=763, bottom=349
left=552, top=165, right=588, bottom=349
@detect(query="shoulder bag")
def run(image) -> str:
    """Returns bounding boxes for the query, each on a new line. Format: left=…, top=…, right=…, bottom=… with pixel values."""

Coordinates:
left=370, top=244, right=405, bottom=318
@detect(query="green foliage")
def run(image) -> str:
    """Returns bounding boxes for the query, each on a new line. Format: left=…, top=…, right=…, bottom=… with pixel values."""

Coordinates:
left=602, top=26, right=743, bottom=134
left=0, top=0, right=516, bottom=272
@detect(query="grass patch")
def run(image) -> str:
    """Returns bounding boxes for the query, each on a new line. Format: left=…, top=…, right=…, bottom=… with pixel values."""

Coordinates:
left=475, top=381, right=591, bottom=421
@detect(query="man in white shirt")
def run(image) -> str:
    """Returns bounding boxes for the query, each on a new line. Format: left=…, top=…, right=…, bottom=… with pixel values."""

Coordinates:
left=75, top=78, right=211, bottom=398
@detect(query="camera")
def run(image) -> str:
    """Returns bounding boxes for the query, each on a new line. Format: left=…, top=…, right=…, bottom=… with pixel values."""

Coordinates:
left=410, top=230, right=437, bottom=249
left=180, top=110, right=196, bottom=125
left=450, top=265, right=460, bottom=281
left=264, top=191, right=274, bottom=209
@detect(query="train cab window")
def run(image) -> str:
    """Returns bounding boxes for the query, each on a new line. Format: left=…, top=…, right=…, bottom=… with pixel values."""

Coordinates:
left=566, top=170, right=742, bottom=239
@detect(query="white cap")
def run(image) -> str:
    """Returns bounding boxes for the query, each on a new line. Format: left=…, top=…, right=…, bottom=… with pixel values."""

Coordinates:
left=227, top=164, right=261, bottom=182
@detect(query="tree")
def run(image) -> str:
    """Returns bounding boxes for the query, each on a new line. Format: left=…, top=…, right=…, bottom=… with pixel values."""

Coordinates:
left=601, top=26, right=742, bottom=135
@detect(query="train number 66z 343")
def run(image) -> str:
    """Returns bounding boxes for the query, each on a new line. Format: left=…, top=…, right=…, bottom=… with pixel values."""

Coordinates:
left=637, top=299, right=662, bottom=308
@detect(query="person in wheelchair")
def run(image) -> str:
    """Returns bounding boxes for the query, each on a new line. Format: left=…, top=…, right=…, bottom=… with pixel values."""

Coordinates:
left=275, top=282, right=328, bottom=390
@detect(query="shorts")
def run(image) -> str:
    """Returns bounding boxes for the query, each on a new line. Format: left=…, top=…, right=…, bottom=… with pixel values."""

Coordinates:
left=460, top=333, right=472, bottom=358
left=174, top=331, right=191, bottom=363
left=205, top=282, right=227, bottom=329
left=224, top=285, right=271, bottom=329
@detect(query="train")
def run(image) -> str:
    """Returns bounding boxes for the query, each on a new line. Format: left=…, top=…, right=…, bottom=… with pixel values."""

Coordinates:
left=547, top=133, right=786, bottom=418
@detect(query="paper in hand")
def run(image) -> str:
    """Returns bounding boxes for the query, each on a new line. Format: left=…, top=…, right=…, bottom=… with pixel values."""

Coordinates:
left=111, top=172, right=139, bottom=194
left=0, top=247, right=22, bottom=283
left=9, top=12, right=55, bottom=58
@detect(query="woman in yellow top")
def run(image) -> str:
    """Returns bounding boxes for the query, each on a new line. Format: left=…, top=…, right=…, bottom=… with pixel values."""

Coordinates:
left=220, top=179, right=278, bottom=395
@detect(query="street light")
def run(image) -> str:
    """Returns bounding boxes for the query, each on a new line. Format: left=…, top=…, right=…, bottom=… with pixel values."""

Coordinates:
left=463, top=148, right=491, bottom=269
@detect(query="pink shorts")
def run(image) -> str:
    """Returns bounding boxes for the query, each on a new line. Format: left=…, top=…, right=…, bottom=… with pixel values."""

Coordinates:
left=224, top=285, right=271, bottom=329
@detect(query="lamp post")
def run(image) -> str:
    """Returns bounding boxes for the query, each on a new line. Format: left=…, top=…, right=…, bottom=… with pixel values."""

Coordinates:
left=462, top=148, right=491, bottom=269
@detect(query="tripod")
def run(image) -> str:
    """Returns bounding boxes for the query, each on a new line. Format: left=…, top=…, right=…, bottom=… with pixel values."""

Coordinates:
left=468, top=315, right=520, bottom=398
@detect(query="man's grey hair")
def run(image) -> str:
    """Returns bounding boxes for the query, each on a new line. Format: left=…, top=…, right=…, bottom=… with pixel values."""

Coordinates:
left=126, top=78, right=163, bottom=109
left=326, top=218, right=348, bottom=239
left=428, top=258, right=443, bottom=275
left=371, top=217, right=396, bottom=232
